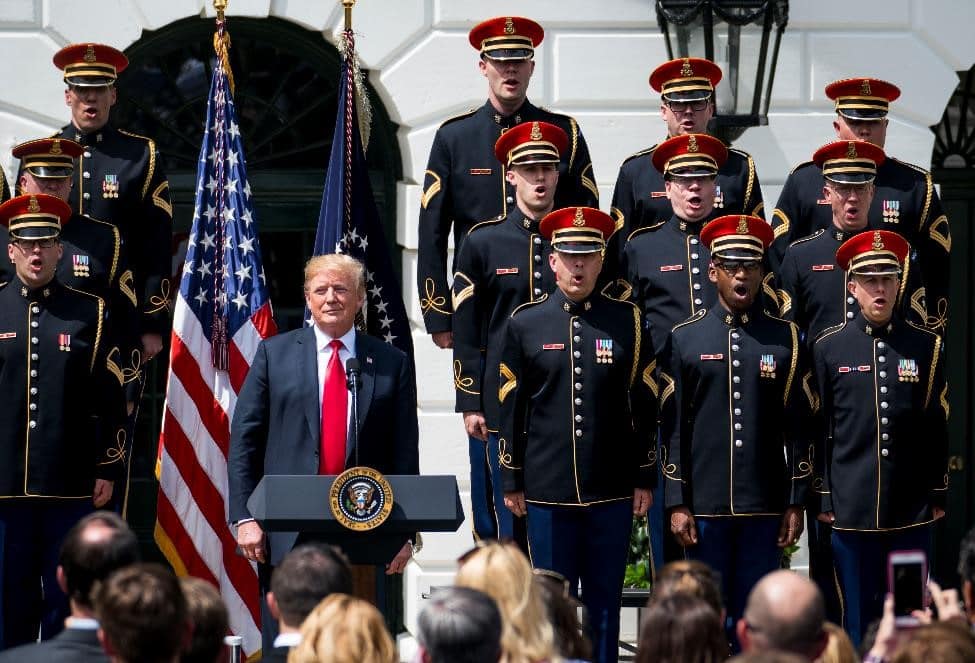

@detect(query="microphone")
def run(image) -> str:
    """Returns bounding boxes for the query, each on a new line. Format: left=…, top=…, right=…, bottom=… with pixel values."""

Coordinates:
left=345, top=357, right=361, bottom=390
left=346, top=358, right=361, bottom=466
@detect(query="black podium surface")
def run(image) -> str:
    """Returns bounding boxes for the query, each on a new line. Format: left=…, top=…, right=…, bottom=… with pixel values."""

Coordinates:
left=247, top=474, right=465, bottom=564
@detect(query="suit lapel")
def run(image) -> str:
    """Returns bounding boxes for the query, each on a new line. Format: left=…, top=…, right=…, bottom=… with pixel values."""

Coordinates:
left=299, top=326, right=320, bottom=447
left=348, top=332, right=376, bottom=462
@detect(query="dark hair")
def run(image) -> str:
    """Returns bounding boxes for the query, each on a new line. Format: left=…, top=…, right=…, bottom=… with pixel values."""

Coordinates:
left=891, top=621, right=975, bottom=663
left=270, top=542, right=352, bottom=627
left=179, top=577, right=229, bottom=663
left=635, top=593, right=728, bottom=663
left=58, top=510, right=140, bottom=608
left=533, top=570, right=592, bottom=660
left=652, top=560, right=724, bottom=616
left=95, top=563, right=188, bottom=663
left=958, top=526, right=975, bottom=585
left=416, top=587, right=502, bottom=663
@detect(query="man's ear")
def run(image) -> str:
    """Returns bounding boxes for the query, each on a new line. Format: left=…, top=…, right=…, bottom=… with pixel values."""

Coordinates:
left=56, top=565, right=69, bottom=594
left=267, top=591, right=280, bottom=621
left=735, top=619, right=751, bottom=652
left=97, top=628, right=117, bottom=657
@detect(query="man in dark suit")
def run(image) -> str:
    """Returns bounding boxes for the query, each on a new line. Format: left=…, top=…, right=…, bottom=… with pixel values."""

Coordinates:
left=0, top=510, right=139, bottom=662
left=263, top=543, right=353, bottom=662
left=228, top=253, right=419, bottom=650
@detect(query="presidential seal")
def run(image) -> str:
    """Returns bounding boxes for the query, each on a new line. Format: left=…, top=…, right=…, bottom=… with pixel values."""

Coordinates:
left=329, top=466, right=394, bottom=531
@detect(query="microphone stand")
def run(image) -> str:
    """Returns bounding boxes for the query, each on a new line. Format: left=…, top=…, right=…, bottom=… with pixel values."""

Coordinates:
left=346, top=358, right=361, bottom=467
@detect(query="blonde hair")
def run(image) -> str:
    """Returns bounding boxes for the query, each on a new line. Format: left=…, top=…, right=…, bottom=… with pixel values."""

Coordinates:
left=287, top=594, right=396, bottom=663
left=454, top=542, right=558, bottom=663
left=814, top=622, right=857, bottom=663
left=303, top=254, right=366, bottom=297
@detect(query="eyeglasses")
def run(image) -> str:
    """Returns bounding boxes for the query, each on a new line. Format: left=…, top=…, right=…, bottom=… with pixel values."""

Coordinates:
left=827, top=183, right=872, bottom=198
left=665, top=98, right=711, bottom=113
left=12, top=238, right=57, bottom=251
left=667, top=174, right=715, bottom=187
left=714, top=260, right=761, bottom=275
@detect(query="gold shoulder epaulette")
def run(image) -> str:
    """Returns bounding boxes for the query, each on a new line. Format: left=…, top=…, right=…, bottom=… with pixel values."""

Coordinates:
left=627, top=220, right=667, bottom=243
left=511, top=295, right=547, bottom=318
left=672, top=308, right=707, bottom=333
left=788, top=228, right=825, bottom=248
left=789, top=159, right=815, bottom=175
left=440, top=107, right=478, bottom=128
left=468, top=214, right=505, bottom=236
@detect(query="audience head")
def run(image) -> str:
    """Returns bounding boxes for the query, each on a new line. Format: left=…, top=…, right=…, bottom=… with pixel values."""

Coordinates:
left=737, top=570, right=827, bottom=661
left=179, top=576, right=229, bottom=663
left=58, top=510, right=140, bottom=613
left=652, top=560, right=725, bottom=620
left=533, top=569, right=592, bottom=661
left=890, top=620, right=975, bottom=663
left=95, top=563, right=190, bottom=663
left=729, top=652, right=810, bottom=663
left=269, top=542, right=353, bottom=629
left=958, top=526, right=975, bottom=622
left=814, top=622, right=857, bottom=663
left=416, top=586, right=502, bottom=663
left=454, top=541, right=557, bottom=663
left=635, top=592, right=727, bottom=663
left=288, top=593, right=396, bottom=663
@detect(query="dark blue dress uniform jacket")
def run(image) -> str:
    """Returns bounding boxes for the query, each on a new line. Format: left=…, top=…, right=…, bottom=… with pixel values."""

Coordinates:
left=811, top=314, right=948, bottom=531
left=621, top=216, right=717, bottom=358
left=56, top=123, right=173, bottom=336
left=770, top=158, right=950, bottom=332
left=658, top=305, right=813, bottom=515
left=498, top=291, right=656, bottom=505
left=451, top=207, right=556, bottom=430
left=0, top=278, right=126, bottom=497
left=416, top=99, right=598, bottom=334
left=608, top=144, right=763, bottom=266
left=777, top=228, right=926, bottom=344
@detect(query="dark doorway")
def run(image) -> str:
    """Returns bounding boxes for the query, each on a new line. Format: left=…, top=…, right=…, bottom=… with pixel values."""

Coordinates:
left=930, top=65, right=975, bottom=580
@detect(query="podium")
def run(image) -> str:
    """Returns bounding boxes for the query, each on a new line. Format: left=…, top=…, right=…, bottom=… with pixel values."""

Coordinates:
left=246, top=474, right=465, bottom=565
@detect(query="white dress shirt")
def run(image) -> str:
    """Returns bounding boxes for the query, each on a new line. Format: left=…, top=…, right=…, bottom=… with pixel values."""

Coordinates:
left=313, top=324, right=357, bottom=433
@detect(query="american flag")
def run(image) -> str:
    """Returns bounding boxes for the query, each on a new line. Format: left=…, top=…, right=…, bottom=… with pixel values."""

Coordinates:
left=312, top=29, right=414, bottom=361
left=155, top=21, right=273, bottom=659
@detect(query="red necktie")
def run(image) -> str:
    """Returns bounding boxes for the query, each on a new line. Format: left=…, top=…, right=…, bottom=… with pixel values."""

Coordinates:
left=320, top=339, right=348, bottom=474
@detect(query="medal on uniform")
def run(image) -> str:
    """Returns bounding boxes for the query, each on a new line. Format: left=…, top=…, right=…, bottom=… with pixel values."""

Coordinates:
left=58, top=333, right=71, bottom=352
left=760, top=353, right=777, bottom=379
left=596, top=339, right=613, bottom=364
left=102, top=174, right=119, bottom=199
left=713, top=185, right=724, bottom=209
left=72, top=254, right=90, bottom=277
left=898, top=358, right=918, bottom=382
left=883, top=199, right=900, bottom=224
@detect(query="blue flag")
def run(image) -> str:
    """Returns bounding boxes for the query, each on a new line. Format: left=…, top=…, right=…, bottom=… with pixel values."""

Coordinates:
left=313, top=51, right=414, bottom=362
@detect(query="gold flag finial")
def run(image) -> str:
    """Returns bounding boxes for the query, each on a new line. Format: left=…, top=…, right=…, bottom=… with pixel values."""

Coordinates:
left=343, top=0, right=356, bottom=31
left=213, top=0, right=227, bottom=21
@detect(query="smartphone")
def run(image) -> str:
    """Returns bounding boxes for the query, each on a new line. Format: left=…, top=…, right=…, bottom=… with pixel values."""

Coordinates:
left=888, top=549, right=927, bottom=627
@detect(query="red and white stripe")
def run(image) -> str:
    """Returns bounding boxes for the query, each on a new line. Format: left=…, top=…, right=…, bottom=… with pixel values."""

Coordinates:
left=156, top=294, right=275, bottom=658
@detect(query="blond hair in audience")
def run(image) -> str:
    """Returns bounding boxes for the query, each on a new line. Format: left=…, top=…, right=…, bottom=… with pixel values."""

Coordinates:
left=287, top=593, right=396, bottom=663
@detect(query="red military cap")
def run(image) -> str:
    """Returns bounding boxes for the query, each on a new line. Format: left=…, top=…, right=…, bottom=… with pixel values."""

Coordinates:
left=494, top=121, right=568, bottom=166
left=0, top=194, right=72, bottom=240
left=825, top=77, right=901, bottom=120
left=540, top=207, right=615, bottom=254
left=700, top=215, right=773, bottom=261
left=53, top=43, right=128, bottom=87
left=836, top=230, right=909, bottom=275
left=469, top=16, right=543, bottom=61
left=649, top=57, right=722, bottom=101
left=813, top=140, right=886, bottom=184
left=652, top=133, right=728, bottom=177
left=13, top=138, right=84, bottom=179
